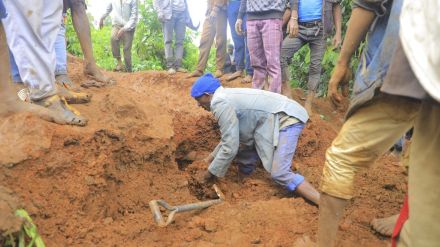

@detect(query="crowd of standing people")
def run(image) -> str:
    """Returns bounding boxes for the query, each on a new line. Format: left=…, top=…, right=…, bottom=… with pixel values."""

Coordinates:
left=0, top=0, right=439, bottom=247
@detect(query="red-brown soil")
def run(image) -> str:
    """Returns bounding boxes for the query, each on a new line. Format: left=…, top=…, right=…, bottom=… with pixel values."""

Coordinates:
left=0, top=57, right=407, bottom=246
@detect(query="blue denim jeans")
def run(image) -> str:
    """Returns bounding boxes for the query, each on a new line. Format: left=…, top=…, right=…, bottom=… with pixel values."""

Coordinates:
left=9, top=24, right=67, bottom=82
left=162, top=11, right=186, bottom=69
left=55, top=24, right=67, bottom=75
left=0, top=0, right=6, bottom=19
left=227, top=1, right=252, bottom=75
left=236, top=122, right=305, bottom=191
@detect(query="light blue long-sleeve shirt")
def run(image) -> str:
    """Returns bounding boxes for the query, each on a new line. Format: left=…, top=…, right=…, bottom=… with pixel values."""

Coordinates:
left=102, top=0, right=138, bottom=31
left=208, top=87, right=308, bottom=177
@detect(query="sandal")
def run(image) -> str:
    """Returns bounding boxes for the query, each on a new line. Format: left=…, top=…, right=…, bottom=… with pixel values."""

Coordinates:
left=33, top=95, right=88, bottom=126
left=57, top=85, right=92, bottom=104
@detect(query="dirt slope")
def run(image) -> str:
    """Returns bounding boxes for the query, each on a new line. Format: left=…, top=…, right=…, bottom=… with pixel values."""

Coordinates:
left=0, top=57, right=406, bottom=246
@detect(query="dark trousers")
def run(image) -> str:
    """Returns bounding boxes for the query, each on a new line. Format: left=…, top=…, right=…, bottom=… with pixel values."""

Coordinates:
left=281, top=22, right=326, bottom=92
left=227, top=1, right=253, bottom=75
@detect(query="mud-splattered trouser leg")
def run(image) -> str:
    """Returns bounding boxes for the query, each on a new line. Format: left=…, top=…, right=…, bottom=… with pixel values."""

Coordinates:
left=2, top=0, right=62, bottom=101
left=320, top=94, right=419, bottom=200
left=237, top=123, right=307, bottom=190
left=271, top=123, right=305, bottom=191
left=406, top=101, right=440, bottom=246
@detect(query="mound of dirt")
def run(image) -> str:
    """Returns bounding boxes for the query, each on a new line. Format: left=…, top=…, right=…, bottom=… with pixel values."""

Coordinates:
left=0, top=56, right=406, bottom=246
left=0, top=186, right=22, bottom=243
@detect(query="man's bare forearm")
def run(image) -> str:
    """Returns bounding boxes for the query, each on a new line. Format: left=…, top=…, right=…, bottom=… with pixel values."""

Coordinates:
left=333, top=4, right=342, bottom=36
left=338, top=7, right=375, bottom=65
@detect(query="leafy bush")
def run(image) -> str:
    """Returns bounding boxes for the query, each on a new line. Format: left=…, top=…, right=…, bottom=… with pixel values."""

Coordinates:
left=65, top=0, right=200, bottom=72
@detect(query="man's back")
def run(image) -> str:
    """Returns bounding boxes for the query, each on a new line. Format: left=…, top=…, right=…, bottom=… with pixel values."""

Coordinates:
left=212, top=87, right=308, bottom=124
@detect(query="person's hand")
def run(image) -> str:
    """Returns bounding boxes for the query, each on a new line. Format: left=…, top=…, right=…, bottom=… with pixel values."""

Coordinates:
left=196, top=170, right=216, bottom=184
left=328, top=61, right=350, bottom=107
left=203, top=154, right=214, bottom=164
left=99, top=18, right=104, bottom=29
left=235, top=19, right=243, bottom=35
left=117, top=28, right=125, bottom=39
left=332, top=32, right=342, bottom=49
left=157, top=13, right=165, bottom=22
left=209, top=9, right=217, bottom=22
left=287, top=18, right=299, bottom=38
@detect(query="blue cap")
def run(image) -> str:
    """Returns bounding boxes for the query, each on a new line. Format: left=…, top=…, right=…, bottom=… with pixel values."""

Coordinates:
left=190, top=73, right=221, bottom=98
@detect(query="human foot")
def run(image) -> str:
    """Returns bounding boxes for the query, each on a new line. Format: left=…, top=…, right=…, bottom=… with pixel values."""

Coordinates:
left=114, top=61, right=124, bottom=72
left=176, top=67, right=188, bottom=73
left=241, top=74, right=252, bottom=84
left=305, top=91, right=315, bottom=116
left=293, top=235, right=315, bottom=247
left=187, top=70, right=203, bottom=78
left=57, top=85, right=92, bottom=104
left=55, top=74, right=81, bottom=92
left=214, top=70, right=223, bottom=78
left=295, top=180, right=320, bottom=206
left=226, top=70, right=242, bottom=81
left=33, top=95, right=88, bottom=126
left=371, top=214, right=399, bottom=237
left=84, top=63, right=115, bottom=85
left=167, top=68, right=176, bottom=75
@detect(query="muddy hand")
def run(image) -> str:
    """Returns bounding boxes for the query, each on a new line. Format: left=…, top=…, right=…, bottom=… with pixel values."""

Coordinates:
left=196, top=170, right=216, bottom=185
left=203, top=154, right=214, bottom=164
left=287, top=18, right=299, bottom=38
left=328, top=62, right=349, bottom=107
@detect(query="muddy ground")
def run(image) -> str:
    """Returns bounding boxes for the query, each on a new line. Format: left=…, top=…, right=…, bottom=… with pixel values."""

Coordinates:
left=0, top=57, right=407, bottom=246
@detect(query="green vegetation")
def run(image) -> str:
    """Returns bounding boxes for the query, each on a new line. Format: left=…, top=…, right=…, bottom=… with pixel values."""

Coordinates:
left=66, top=0, right=201, bottom=72
left=288, top=0, right=359, bottom=96
left=66, top=0, right=358, bottom=94
left=3, top=209, right=45, bottom=247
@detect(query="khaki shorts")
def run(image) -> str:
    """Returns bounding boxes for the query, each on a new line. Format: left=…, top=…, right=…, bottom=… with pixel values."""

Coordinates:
left=320, top=93, right=420, bottom=199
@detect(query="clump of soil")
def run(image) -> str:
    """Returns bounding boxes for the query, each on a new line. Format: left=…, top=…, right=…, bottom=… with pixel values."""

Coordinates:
left=0, top=56, right=406, bottom=246
left=0, top=186, right=22, bottom=244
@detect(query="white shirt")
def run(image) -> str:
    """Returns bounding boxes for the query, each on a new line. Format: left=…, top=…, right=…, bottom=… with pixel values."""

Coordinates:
left=102, top=0, right=138, bottom=31
left=400, top=0, right=440, bottom=102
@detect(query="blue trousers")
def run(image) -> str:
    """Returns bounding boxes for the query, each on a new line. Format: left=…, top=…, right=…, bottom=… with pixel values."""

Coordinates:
left=0, top=0, right=6, bottom=19
left=236, top=123, right=305, bottom=191
left=9, top=24, right=67, bottom=82
left=227, top=1, right=253, bottom=75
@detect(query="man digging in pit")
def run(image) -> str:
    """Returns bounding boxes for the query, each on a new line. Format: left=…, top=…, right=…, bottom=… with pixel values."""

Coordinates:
left=190, top=73, right=320, bottom=205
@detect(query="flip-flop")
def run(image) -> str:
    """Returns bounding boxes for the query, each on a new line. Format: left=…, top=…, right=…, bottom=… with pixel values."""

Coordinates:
left=57, top=85, right=92, bottom=104
left=33, top=95, right=88, bottom=126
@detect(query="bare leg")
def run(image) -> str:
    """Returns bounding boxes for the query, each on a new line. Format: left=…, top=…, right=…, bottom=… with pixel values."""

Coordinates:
left=70, top=1, right=112, bottom=83
left=0, top=23, right=64, bottom=123
left=371, top=214, right=399, bottom=237
left=295, top=180, right=320, bottom=206
left=281, top=80, right=293, bottom=99
left=317, top=193, right=348, bottom=247
left=305, top=90, right=315, bottom=116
